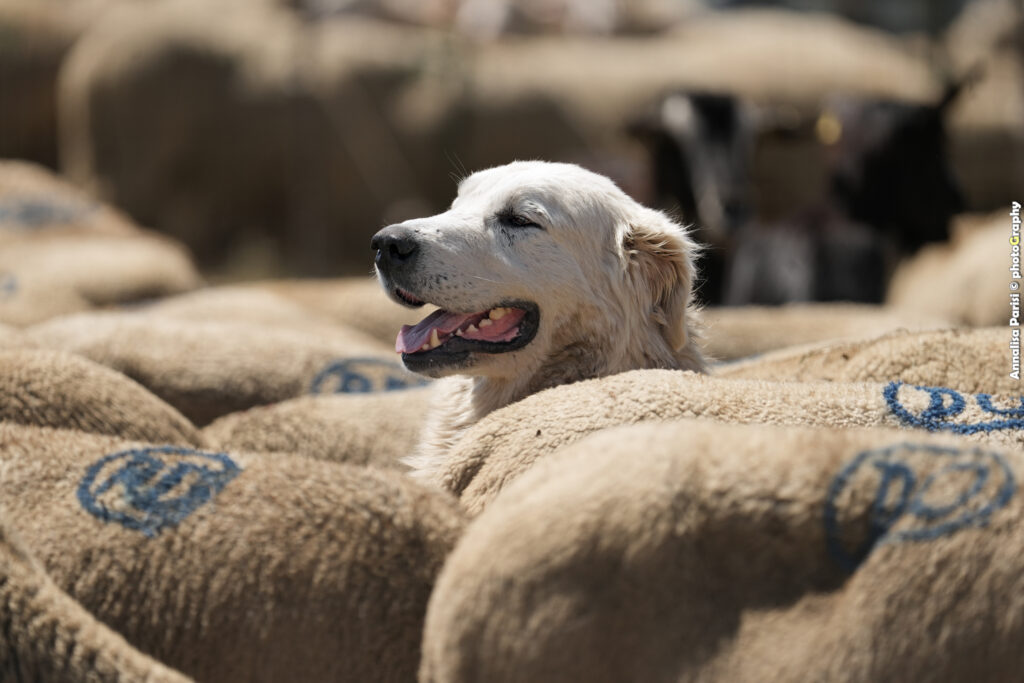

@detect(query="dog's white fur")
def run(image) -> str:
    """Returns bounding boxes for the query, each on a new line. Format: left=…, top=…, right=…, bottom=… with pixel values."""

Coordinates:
left=377, top=161, right=706, bottom=487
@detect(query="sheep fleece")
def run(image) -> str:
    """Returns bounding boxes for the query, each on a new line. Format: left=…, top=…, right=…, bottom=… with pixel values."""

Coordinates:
left=0, top=517, right=193, bottom=682
left=718, top=327, right=1016, bottom=394
left=423, top=420, right=1024, bottom=683
left=0, top=423, right=465, bottom=683
left=700, top=303, right=950, bottom=361
left=25, top=311, right=417, bottom=425
left=0, top=349, right=201, bottom=446
left=203, top=389, right=430, bottom=469
left=441, top=370, right=1024, bottom=515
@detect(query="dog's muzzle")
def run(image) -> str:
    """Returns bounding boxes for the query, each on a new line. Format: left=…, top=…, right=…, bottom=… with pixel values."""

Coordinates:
left=371, top=225, right=420, bottom=279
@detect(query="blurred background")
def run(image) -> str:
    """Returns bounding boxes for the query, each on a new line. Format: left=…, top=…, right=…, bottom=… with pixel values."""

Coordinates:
left=1, top=0, right=1021, bottom=305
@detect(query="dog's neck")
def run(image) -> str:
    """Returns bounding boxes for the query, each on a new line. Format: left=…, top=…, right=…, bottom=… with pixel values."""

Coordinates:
left=473, top=338, right=608, bottom=416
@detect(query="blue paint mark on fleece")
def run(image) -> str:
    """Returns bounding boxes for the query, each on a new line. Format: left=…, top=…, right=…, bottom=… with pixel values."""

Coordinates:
left=309, top=357, right=429, bottom=394
left=884, top=381, right=1024, bottom=434
left=0, top=273, right=15, bottom=300
left=0, top=196, right=97, bottom=228
left=823, top=442, right=1015, bottom=572
left=78, top=446, right=241, bottom=537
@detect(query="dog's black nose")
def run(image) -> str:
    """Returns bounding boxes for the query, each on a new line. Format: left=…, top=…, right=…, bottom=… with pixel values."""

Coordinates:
left=371, top=225, right=419, bottom=272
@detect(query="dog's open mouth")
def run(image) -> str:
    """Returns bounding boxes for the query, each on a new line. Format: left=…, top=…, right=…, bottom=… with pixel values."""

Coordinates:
left=394, top=300, right=539, bottom=371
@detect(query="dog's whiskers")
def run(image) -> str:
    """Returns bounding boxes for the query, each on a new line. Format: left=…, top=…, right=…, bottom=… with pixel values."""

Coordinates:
left=467, top=275, right=510, bottom=285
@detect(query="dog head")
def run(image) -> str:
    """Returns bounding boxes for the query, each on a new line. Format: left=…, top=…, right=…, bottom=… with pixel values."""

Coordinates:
left=371, top=161, right=705, bottom=384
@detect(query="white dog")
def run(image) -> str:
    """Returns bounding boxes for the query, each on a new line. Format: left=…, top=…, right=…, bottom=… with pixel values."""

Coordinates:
left=372, top=161, right=706, bottom=485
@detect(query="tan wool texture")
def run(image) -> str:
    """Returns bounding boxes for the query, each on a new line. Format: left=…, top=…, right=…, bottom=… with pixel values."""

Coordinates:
left=0, top=232, right=201, bottom=327
left=0, top=159, right=140, bottom=240
left=246, top=277, right=431, bottom=348
left=203, top=388, right=430, bottom=469
left=700, top=303, right=953, bottom=361
left=25, top=310, right=422, bottom=425
left=718, top=327, right=1016, bottom=394
left=141, top=286, right=365, bottom=338
left=0, top=349, right=200, bottom=445
left=423, top=420, right=1024, bottom=683
left=0, top=161, right=200, bottom=327
left=0, top=323, right=27, bottom=350
left=439, top=370, right=1024, bottom=515
left=887, top=212, right=1008, bottom=327
left=0, top=515, right=193, bottom=683
left=0, top=423, right=466, bottom=683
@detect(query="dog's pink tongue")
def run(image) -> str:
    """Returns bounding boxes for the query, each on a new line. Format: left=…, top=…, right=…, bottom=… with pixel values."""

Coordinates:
left=462, top=308, right=526, bottom=342
left=396, top=309, right=476, bottom=353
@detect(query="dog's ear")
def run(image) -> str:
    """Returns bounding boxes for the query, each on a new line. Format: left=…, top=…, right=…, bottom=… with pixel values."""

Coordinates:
left=623, top=210, right=698, bottom=351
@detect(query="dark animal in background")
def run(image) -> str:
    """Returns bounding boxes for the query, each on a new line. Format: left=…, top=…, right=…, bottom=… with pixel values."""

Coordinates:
left=629, top=91, right=759, bottom=304
left=725, top=207, right=889, bottom=304
left=633, top=82, right=967, bottom=305
left=726, top=82, right=967, bottom=305
left=825, top=84, right=966, bottom=254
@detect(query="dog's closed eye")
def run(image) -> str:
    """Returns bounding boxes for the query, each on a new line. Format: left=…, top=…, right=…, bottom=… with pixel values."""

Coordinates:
left=497, top=208, right=543, bottom=230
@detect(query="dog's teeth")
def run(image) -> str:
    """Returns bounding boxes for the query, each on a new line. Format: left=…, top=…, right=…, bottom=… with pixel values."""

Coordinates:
left=455, top=329, right=464, bottom=337
left=489, top=308, right=507, bottom=320
left=479, top=319, right=493, bottom=327
left=420, top=343, right=430, bottom=352
left=429, top=329, right=441, bottom=348
left=467, top=324, right=478, bottom=333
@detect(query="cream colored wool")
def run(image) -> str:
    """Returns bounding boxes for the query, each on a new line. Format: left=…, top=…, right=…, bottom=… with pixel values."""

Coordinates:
left=440, top=370, right=1024, bottom=515
left=0, top=160, right=199, bottom=327
left=0, top=423, right=466, bottom=683
left=60, top=0, right=943, bottom=277
left=423, top=420, right=1024, bottom=683
left=26, top=310, right=424, bottom=425
left=247, top=277, right=431, bottom=348
left=700, top=303, right=952, bottom=361
left=462, top=8, right=939, bottom=133
left=0, top=515, right=193, bottom=682
left=0, top=349, right=201, bottom=445
left=143, top=286, right=360, bottom=337
left=57, top=0, right=427, bottom=274
left=0, top=232, right=202, bottom=327
left=58, top=0, right=302, bottom=214
left=944, top=2, right=1024, bottom=209
left=888, top=213, right=1009, bottom=327
left=0, top=323, right=27, bottom=350
left=204, top=388, right=430, bottom=469
left=718, top=327, right=1015, bottom=394
left=947, top=52, right=1024, bottom=210
left=0, top=159, right=139, bottom=240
